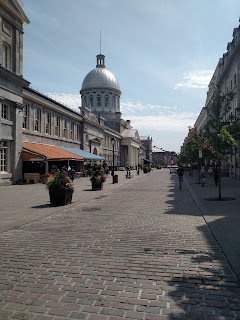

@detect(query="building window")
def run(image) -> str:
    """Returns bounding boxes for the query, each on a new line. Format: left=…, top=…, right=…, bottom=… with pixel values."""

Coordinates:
left=1, top=103, right=10, bottom=120
left=55, top=116, right=60, bottom=136
left=46, top=112, right=51, bottom=134
left=90, top=95, right=93, bottom=108
left=22, top=104, right=28, bottom=129
left=63, top=119, right=67, bottom=138
left=105, top=95, right=109, bottom=108
left=234, top=72, right=237, bottom=85
left=84, top=96, right=87, bottom=107
left=112, top=95, right=115, bottom=109
left=34, top=108, right=41, bottom=132
left=76, top=125, right=80, bottom=141
left=117, top=97, right=120, bottom=110
left=0, top=141, right=8, bottom=172
left=3, top=43, right=11, bottom=70
left=97, top=94, right=101, bottom=107
left=70, top=122, right=74, bottom=140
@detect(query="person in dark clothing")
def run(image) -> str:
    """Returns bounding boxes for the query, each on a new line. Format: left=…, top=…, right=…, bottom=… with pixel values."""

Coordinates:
left=68, top=166, right=76, bottom=181
left=177, top=165, right=184, bottom=189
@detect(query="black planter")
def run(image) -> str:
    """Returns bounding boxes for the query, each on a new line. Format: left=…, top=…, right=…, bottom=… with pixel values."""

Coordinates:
left=49, top=189, right=73, bottom=205
left=92, top=181, right=103, bottom=191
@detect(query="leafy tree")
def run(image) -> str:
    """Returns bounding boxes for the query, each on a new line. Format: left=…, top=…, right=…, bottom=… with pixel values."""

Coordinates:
left=202, top=88, right=237, bottom=199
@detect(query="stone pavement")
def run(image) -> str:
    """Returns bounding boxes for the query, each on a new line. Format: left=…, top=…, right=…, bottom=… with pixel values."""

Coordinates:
left=0, top=169, right=240, bottom=320
left=0, top=171, right=141, bottom=233
left=183, top=171, right=240, bottom=281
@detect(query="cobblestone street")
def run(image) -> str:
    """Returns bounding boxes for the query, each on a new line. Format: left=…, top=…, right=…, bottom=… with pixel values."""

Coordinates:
left=0, top=170, right=240, bottom=320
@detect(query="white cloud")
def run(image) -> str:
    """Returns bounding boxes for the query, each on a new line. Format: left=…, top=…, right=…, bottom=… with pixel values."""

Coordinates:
left=46, top=92, right=196, bottom=134
left=124, top=113, right=196, bottom=132
left=174, top=70, right=213, bottom=90
left=121, top=101, right=177, bottom=113
left=46, top=93, right=81, bottom=113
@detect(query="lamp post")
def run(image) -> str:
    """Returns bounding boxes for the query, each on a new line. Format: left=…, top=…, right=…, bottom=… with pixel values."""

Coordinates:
left=111, top=137, right=116, bottom=183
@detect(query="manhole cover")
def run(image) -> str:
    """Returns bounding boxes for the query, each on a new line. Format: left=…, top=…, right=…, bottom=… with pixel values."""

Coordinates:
left=204, top=197, right=236, bottom=201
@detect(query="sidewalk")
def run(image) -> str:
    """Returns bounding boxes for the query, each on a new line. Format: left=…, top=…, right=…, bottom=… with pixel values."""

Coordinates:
left=0, top=170, right=143, bottom=233
left=184, top=171, right=240, bottom=281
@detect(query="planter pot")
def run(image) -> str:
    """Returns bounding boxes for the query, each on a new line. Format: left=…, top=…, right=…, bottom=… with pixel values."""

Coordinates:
left=49, top=189, right=73, bottom=205
left=92, top=181, right=103, bottom=190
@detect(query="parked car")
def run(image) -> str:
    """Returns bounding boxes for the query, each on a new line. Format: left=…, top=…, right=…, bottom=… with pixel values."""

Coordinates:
left=170, top=165, right=178, bottom=174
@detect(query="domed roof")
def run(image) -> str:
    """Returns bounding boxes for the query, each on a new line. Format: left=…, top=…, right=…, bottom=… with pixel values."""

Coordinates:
left=81, top=54, right=121, bottom=92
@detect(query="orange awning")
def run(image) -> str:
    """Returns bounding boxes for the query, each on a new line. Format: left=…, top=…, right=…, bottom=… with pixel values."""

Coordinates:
left=22, top=142, right=84, bottom=161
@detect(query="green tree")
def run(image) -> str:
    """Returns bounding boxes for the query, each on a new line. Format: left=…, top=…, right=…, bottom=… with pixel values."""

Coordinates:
left=203, top=88, right=236, bottom=199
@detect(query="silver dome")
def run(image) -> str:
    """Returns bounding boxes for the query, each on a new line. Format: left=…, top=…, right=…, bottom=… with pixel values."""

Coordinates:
left=81, top=67, right=120, bottom=92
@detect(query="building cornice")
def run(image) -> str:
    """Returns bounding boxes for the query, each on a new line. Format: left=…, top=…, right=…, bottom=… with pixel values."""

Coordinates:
left=216, top=39, right=240, bottom=86
left=0, top=66, right=30, bottom=87
left=0, top=0, right=30, bottom=25
left=23, top=87, right=82, bottom=120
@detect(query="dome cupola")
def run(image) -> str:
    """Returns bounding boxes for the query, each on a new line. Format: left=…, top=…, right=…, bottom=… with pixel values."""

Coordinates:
left=81, top=54, right=121, bottom=92
left=80, top=54, right=121, bottom=115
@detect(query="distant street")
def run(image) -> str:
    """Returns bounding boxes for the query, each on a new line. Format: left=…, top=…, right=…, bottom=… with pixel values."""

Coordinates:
left=0, top=169, right=240, bottom=319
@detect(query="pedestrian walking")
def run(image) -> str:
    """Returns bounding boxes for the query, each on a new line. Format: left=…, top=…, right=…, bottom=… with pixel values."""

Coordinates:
left=177, top=165, right=184, bottom=189
left=200, top=166, right=206, bottom=187
left=105, top=166, right=109, bottom=178
left=68, top=166, right=76, bottom=181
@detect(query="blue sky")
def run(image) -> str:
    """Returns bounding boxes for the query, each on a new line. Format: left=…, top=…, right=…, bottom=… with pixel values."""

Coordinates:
left=22, top=0, right=240, bottom=152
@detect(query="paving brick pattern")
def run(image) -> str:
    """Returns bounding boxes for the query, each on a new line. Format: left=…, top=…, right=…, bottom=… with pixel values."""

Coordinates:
left=0, top=170, right=240, bottom=319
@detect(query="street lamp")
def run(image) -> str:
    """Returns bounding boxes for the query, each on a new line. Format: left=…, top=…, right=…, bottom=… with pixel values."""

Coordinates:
left=111, top=137, right=116, bottom=183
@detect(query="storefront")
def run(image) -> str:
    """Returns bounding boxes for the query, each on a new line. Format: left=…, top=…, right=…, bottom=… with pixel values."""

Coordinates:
left=22, top=142, right=84, bottom=183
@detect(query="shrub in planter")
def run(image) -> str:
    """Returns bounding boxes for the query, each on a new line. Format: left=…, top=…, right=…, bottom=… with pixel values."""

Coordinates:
left=46, top=169, right=74, bottom=205
left=90, top=168, right=106, bottom=190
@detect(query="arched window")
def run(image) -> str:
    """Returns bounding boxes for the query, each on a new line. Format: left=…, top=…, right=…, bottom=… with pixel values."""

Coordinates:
left=105, top=95, right=109, bottom=108
left=97, top=94, right=101, bottom=108
left=112, top=95, right=115, bottom=109
left=90, top=95, right=93, bottom=108
left=117, top=97, right=120, bottom=111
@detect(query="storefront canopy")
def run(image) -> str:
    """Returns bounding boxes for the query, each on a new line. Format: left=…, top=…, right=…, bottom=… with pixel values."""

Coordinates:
left=143, top=158, right=153, bottom=163
left=59, top=147, right=105, bottom=161
left=22, top=142, right=84, bottom=161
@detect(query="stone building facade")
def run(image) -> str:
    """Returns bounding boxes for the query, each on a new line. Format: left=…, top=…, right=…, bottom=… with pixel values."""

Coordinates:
left=194, top=20, right=240, bottom=179
left=0, top=1, right=146, bottom=185
left=0, top=0, right=30, bottom=185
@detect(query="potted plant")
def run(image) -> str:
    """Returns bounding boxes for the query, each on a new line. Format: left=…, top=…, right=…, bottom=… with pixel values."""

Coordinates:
left=46, top=168, right=74, bottom=205
left=143, top=165, right=149, bottom=173
left=90, top=166, right=106, bottom=190
left=42, top=173, right=54, bottom=184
